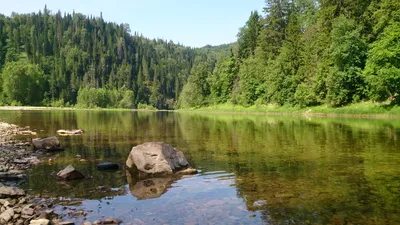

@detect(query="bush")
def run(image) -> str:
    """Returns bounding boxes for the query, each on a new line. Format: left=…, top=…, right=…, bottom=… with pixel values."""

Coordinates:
left=119, top=90, right=134, bottom=108
left=76, top=87, right=135, bottom=108
left=1, top=59, right=46, bottom=105
left=137, top=103, right=157, bottom=110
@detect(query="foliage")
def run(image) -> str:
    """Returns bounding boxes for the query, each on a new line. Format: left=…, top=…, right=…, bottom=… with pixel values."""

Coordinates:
left=326, top=15, right=367, bottom=106
left=1, top=59, right=46, bottom=105
left=178, top=62, right=212, bottom=108
left=364, top=22, right=400, bottom=104
left=1, top=1, right=400, bottom=111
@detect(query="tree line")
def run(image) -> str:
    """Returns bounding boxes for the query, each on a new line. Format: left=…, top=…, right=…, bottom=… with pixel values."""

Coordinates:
left=1, top=1, right=399, bottom=109
left=180, top=0, right=400, bottom=108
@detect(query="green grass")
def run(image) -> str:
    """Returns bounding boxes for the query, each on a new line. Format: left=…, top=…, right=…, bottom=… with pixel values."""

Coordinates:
left=178, top=102, right=400, bottom=116
left=3, top=101, right=400, bottom=117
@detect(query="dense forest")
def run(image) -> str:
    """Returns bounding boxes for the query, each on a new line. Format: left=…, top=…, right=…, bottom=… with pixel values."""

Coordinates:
left=0, top=0, right=399, bottom=109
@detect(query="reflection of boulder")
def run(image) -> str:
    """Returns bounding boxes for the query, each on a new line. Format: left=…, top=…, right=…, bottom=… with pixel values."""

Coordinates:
left=126, top=142, right=197, bottom=178
left=126, top=170, right=175, bottom=200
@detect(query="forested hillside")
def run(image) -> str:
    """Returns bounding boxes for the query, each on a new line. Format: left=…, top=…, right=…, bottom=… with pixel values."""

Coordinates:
left=1, top=0, right=400, bottom=109
left=0, top=6, right=229, bottom=108
left=180, top=0, right=400, bottom=108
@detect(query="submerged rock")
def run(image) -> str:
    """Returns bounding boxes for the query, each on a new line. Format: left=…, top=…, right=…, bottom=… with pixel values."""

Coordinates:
left=96, top=162, right=119, bottom=170
left=0, top=170, right=27, bottom=181
left=175, top=168, right=198, bottom=175
left=32, top=136, right=63, bottom=151
left=57, top=165, right=85, bottom=180
left=126, top=142, right=196, bottom=178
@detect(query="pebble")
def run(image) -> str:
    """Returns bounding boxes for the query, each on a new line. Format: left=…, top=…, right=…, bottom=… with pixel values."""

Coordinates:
left=58, top=222, right=75, bottom=225
left=30, top=218, right=50, bottom=225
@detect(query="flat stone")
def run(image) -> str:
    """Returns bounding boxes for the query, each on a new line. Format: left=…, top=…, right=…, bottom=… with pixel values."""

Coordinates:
left=13, top=159, right=29, bottom=164
left=57, top=129, right=83, bottom=136
left=58, top=222, right=75, bottom=225
left=81, top=222, right=92, bottom=225
left=0, top=186, right=25, bottom=198
left=22, top=207, right=34, bottom=216
left=30, top=218, right=50, bottom=225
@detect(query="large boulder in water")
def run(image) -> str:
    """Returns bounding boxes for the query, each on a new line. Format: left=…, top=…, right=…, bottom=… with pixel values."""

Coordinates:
left=32, top=136, right=63, bottom=151
left=126, top=142, right=197, bottom=178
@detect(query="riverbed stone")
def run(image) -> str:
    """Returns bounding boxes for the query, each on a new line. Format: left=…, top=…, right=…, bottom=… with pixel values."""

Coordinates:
left=58, top=221, right=75, bottom=225
left=0, top=186, right=25, bottom=198
left=0, top=208, right=14, bottom=223
left=30, top=218, right=50, bottom=225
left=103, top=217, right=122, bottom=224
left=126, top=142, right=195, bottom=177
left=96, top=162, right=120, bottom=170
left=22, top=207, right=34, bottom=216
left=32, top=136, right=62, bottom=151
left=57, top=165, right=85, bottom=180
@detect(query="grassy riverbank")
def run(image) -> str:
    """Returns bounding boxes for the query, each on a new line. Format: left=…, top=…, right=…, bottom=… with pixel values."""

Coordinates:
left=1, top=102, right=400, bottom=117
left=178, top=102, right=400, bottom=117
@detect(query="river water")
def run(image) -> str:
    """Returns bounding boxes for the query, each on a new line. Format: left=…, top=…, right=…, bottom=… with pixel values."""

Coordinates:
left=0, top=110, right=399, bottom=224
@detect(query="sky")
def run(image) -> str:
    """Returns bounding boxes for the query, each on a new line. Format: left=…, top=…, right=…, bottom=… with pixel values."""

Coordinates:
left=0, top=0, right=265, bottom=47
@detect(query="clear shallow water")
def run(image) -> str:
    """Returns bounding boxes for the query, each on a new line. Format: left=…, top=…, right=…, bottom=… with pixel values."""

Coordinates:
left=1, top=110, right=400, bottom=224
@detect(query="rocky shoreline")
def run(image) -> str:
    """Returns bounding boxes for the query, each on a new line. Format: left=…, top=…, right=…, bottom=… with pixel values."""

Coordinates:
left=0, top=122, right=122, bottom=225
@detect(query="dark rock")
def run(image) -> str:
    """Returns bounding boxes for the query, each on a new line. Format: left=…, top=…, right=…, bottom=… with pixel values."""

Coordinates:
left=0, top=171, right=27, bottom=181
left=96, top=162, right=120, bottom=170
left=0, top=186, right=25, bottom=198
left=32, top=136, right=63, bottom=151
left=126, top=142, right=195, bottom=178
left=57, top=165, right=85, bottom=180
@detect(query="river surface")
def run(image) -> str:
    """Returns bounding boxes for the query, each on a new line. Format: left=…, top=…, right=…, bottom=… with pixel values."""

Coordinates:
left=0, top=110, right=399, bottom=224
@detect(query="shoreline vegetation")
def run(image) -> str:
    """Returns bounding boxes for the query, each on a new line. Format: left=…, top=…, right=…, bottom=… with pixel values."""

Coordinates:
left=2, top=101, right=400, bottom=118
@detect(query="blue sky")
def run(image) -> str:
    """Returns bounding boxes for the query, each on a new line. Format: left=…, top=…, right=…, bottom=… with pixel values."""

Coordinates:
left=0, top=0, right=265, bottom=47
